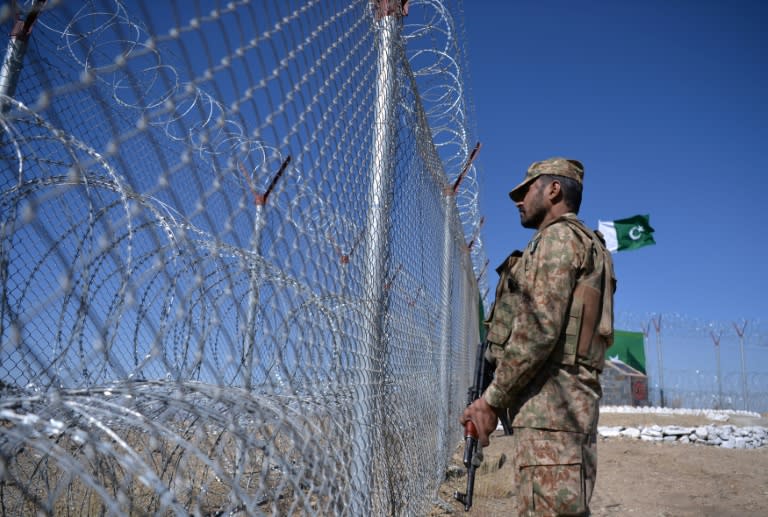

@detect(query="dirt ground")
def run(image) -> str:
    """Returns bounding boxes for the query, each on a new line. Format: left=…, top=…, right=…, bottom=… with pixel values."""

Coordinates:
left=431, top=412, right=768, bottom=516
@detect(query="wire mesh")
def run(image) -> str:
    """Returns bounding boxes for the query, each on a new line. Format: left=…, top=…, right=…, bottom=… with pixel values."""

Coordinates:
left=616, top=313, right=768, bottom=413
left=0, top=1, right=484, bottom=515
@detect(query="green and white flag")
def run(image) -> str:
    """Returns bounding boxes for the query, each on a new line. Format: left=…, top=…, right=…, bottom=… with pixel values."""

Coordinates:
left=598, top=214, right=655, bottom=252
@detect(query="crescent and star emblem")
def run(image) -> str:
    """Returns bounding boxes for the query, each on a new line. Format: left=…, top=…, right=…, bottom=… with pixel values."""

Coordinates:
left=628, top=225, right=645, bottom=240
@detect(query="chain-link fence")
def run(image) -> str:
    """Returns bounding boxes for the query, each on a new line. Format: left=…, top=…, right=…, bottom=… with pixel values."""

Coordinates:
left=616, top=313, right=768, bottom=413
left=0, top=1, right=485, bottom=514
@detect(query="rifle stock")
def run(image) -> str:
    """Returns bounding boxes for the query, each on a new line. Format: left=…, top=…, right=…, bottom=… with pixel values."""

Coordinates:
left=453, top=341, right=511, bottom=511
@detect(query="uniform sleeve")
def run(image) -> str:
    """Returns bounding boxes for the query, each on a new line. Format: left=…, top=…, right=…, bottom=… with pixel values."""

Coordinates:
left=483, top=223, right=584, bottom=408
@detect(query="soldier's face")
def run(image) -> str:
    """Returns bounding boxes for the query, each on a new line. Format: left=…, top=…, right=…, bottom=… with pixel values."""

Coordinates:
left=516, top=178, right=547, bottom=229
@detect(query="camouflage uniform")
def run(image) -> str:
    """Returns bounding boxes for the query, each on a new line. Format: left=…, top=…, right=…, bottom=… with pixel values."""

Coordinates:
left=483, top=161, right=615, bottom=516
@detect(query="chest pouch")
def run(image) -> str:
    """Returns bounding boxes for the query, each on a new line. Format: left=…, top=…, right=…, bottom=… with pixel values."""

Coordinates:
left=553, top=222, right=615, bottom=371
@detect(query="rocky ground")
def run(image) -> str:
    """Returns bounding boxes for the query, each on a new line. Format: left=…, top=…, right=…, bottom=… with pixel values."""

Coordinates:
left=431, top=410, right=768, bottom=516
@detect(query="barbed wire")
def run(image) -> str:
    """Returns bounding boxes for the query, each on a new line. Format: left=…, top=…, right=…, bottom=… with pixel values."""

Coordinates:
left=1, top=1, right=484, bottom=514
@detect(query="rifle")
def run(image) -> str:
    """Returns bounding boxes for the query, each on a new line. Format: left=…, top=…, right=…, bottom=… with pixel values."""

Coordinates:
left=454, top=341, right=511, bottom=511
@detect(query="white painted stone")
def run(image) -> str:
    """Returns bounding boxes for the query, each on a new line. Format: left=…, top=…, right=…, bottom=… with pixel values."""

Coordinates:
left=596, top=406, right=767, bottom=449
left=694, top=426, right=709, bottom=439
left=721, top=437, right=747, bottom=449
left=620, top=427, right=641, bottom=439
left=598, top=426, right=623, bottom=438
left=716, top=426, right=735, bottom=440
left=662, top=425, right=695, bottom=436
left=641, top=425, right=663, bottom=438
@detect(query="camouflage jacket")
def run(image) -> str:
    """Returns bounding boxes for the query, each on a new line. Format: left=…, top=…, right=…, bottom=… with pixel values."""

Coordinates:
left=483, top=213, right=615, bottom=433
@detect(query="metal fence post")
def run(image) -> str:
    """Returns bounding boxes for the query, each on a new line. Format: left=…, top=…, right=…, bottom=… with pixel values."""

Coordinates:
left=242, top=157, right=289, bottom=391
left=734, top=321, right=749, bottom=411
left=438, top=143, right=480, bottom=480
left=353, top=7, right=400, bottom=514
left=0, top=1, right=47, bottom=113
left=437, top=192, right=454, bottom=479
left=710, top=331, right=722, bottom=409
left=652, top=315, right=664, bottom=407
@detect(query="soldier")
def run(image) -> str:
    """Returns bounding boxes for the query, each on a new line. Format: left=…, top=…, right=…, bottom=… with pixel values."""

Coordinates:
left=460, top=157, right=616, bottom=516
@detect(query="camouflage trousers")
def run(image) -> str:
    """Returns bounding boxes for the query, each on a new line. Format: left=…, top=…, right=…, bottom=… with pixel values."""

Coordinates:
left=512, top=427, right=597, bottom=516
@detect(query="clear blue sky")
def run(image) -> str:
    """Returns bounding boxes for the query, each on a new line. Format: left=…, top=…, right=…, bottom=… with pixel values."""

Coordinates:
left=464, top=0, right=768, bottom=326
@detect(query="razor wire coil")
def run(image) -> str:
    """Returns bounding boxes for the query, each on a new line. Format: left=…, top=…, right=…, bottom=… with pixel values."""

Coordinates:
left=1, top=1, right=485, bottom=515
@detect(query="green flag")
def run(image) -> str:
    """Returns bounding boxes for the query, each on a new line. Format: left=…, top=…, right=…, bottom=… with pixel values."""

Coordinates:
left=598, top=214, right=655, bottom=252
left=606, top=330, right=646, bottom=373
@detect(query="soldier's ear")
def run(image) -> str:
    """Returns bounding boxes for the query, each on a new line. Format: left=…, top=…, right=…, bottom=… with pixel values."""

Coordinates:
left=546, top=179, right=562, bottom=201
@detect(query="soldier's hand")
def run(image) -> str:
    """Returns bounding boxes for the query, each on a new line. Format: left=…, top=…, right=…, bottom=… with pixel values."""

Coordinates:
left=460, top=397, right=499, bottom=447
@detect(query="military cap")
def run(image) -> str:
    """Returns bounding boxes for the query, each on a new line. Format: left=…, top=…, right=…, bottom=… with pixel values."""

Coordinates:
left=509, top=157, right=584, bottom=202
